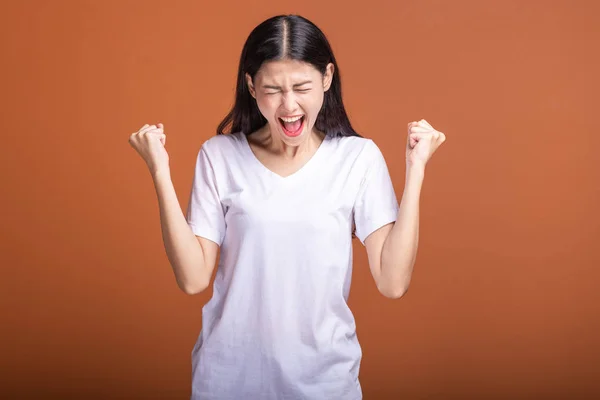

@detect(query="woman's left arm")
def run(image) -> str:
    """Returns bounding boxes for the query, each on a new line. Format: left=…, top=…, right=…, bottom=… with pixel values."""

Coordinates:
left=365, top=119, right=446, bottom=299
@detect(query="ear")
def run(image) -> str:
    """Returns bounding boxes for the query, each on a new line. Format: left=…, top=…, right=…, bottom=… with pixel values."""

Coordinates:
left=323, top=63, right=335, bottom=92
left=245, top=73, right=256, bottom=98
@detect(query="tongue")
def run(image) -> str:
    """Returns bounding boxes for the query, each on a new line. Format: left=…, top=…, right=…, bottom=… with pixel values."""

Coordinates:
left=283, top=118, right=302, bottom=132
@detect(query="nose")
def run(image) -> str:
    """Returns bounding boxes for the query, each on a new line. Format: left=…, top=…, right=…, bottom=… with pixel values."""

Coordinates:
left=281, top=91, right=299, bottom=114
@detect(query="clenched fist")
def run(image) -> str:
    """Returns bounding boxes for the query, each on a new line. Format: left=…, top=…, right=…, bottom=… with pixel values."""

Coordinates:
left=406, top=119, right=446, bottom=169
left=129, top=123, right=169, bottom=175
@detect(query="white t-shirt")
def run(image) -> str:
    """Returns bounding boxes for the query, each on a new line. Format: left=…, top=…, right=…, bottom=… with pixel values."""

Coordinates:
left=185, top=131, right=399, bottom=400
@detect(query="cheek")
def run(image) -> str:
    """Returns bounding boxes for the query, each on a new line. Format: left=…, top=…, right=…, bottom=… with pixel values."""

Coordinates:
left=307, top=92, right=325, bottom=116
left=256, top=96, right=278, bottom=119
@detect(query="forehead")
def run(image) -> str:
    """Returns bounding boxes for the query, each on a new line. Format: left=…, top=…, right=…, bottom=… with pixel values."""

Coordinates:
left=255, top=59, right=321, bottom=84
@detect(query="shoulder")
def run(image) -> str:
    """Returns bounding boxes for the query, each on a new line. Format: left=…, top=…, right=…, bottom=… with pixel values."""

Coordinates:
left=200, top=131, right=245, bottom=156
left=328, top=134, right=384, bottom=163
left=194, top=132, right=248, bottom=170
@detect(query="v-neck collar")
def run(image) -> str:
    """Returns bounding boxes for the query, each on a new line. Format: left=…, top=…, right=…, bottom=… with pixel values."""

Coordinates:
left=240, top=132, right=331, bottom=182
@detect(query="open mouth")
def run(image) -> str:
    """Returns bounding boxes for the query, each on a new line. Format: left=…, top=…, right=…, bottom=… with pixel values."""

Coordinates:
left=278, top=115, right=305, bottom=137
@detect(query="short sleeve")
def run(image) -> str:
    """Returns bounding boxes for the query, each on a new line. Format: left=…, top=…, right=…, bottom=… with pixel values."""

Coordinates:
left=185, top=145, right=226, bottom=245
left=353, top=141, right=399, bottom=245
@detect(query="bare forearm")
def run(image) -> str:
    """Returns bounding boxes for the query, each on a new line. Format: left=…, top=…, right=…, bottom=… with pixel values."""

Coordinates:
left=380, top=166, right=424, bottom=296
left=152, top=169, right=209, bottom=294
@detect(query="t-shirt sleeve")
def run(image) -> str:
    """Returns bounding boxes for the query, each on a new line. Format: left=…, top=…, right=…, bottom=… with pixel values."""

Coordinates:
left=353, top=140, right=399, bottom=245
left=185, top=145, right=226, bottom=246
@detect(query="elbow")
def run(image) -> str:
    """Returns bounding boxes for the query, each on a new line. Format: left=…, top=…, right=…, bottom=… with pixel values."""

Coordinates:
left=179, top=279, right=209, bottom=296
left=378, top=260, right=414, bottom=299
left=378, top=280, right=410, bottom=299
left=382, top=286, right=408, bottom=299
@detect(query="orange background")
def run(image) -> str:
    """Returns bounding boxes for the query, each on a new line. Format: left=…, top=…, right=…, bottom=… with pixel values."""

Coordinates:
left=2, top=0, right=599, bottom=399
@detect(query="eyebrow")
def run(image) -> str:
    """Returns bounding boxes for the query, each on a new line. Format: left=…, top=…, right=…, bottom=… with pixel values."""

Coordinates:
left=262, top=80, right=313, bottom=89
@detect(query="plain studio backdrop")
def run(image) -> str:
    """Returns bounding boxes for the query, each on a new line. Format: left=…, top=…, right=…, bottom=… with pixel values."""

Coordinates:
left=1, top=0, right=598, bottom=399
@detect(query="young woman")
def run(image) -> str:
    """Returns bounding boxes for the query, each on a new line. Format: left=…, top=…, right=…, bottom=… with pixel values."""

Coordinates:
left=129, top=14, right=445, bottom=400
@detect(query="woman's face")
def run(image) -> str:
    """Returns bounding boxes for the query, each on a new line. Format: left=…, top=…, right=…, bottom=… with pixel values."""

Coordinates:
left=246, top=59, right=334, bottom=146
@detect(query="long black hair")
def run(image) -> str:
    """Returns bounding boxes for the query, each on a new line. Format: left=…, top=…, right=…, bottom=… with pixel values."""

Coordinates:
left=217, top=14, right=360, bottom=138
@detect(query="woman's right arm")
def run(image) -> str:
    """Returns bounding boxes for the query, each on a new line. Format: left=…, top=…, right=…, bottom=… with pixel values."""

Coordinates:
left=153, top=169, right=218, bottom=295
left=129, top=123, right=218, bottom=295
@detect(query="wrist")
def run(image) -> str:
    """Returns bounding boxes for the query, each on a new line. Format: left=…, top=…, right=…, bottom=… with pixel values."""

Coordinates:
left=151, top=166, right=171, bottom=180
left=406, top=163, right=425, bottom=178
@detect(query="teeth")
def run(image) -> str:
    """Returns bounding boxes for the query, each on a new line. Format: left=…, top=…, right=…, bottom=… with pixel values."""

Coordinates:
left=280, top=115, right=303, bottom=123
